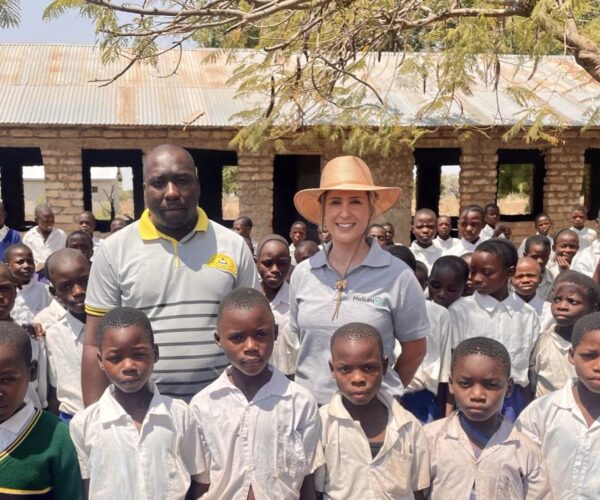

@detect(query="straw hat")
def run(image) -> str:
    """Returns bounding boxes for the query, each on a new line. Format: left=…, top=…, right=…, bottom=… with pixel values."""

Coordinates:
left=293, top=156, right=402, bottom=224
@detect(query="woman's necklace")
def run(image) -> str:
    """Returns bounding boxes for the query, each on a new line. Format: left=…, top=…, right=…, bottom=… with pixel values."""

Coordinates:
left=326, top=240, right=364, bottom=321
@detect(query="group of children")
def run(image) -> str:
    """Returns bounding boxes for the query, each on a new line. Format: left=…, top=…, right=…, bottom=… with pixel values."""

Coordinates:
left=2, top=202, right=600, bottom=498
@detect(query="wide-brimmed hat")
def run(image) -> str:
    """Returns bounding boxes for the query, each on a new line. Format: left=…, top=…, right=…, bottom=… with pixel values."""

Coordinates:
left=293, top=156, right=402, bottom=224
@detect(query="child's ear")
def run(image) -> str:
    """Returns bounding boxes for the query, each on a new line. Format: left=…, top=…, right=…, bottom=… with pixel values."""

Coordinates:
left=214, top=331, right=221, bottom=348
left=568, top=346, right=575, bottom=365
left=29, top=360, right=38, bottom=383
left=328, top=360, right=334, bottom=377
left=505, top=377, right=514, bottom=400
left=448, top=375, right=455, bottom=395
left=273, top=323, right=279, bottom=342
left=153, top=344, right=159, bottom=363
left=382, top=356, right=389, bottom=375
left=507, top=265, right=516, bottom=278
left=97, top=350, right=105, bottom=372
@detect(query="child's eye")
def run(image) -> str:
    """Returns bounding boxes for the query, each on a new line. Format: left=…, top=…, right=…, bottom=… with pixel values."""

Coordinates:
left=256, top=330, right=268, bottom=338
left=337, top=366, right=350, bottom=374
left=1, top=377, right=15, bottom=384
left=458, top=381, right=471, bottom=388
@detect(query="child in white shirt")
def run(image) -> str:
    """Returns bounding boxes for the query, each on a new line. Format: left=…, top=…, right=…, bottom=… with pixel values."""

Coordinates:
left=70, top=307, right=204, bottom=499
left=444, top=205, right=485, bottom=257
left=190, top=288, right=323, bottom=499
left=570, top=204, right=597, bottom=250
left=316, top=322, right=430, bottom=499
left=450, top=239, right=540, bottom=421
left=511, top=256, right=545, bottom=316
left=410, top=209, right=443, bottom=273
left=433, top=215, right=459, bottom=251
left=517, top=312, right=600, bottom=499
left=426, top=337, right=550, bottom=499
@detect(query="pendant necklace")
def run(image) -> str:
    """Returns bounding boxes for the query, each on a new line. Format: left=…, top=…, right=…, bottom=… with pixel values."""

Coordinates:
left=327, top=240, right=363, bottom=321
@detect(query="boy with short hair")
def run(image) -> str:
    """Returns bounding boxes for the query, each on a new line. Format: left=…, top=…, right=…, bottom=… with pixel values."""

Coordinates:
left=382, top=222, right=397, bottom=247
left=511, top=256, right=545, bottom=315
left=450, top=239, right=540, bottom=420
left=5, top=243, right=52, bottom=325
left=517, top=311, right=600, bottom=498
left=367, top=224, right=387, bottom=248
left=444, top=205, right=486, bottom=257
left=0, top=321, right=83, bottom=499
left=518, top=212, right=553, bottom=257
left=316, top=322, right=430, bottom=498
left=523, top=234, right=554, bottom=300
left=66, top=230, right=94, bottom=263
left=546, top=228, right=580, bottom=279
left=433, top=215, right=458, bottom=251
left=75, top=211, right=102, bottom=253
left=572, top=208, right=600, bottom=280
left=70, top=307, right=204, bottom=499
left=190, top=287, right=323, bottom=499
left=232, top=215, right=257, bottom=257
left=289, top=221, right=307, bottom=265
left=22, top=204, right=67, bottom=272
left=294, top=239, right=319, bottom=265
left=44, top=249, right=90, bottom=421
left=426, top=337, right=550, bottom=499
left=410, top=209, right=442, bottom=273
left=427, top=256, right=469, bottom=309
left=480, top=203, right=511, bottom=241
left=570, top=204, right=597, bottom=250
left=529, top=271, right=600, bottom=398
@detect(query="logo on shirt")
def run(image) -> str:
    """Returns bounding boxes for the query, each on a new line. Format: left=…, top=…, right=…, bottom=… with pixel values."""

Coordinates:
left=352, top=295, right=385, bottom=307
left=205, top=253, right=237, bottom=276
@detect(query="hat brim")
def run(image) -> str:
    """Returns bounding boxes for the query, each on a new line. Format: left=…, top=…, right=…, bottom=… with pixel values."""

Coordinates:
left=293, top=184, right=402, bottom=225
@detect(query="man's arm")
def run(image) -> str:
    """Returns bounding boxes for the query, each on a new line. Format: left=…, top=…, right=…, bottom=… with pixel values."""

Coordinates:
left=81, top=315, right=108, bottom=407
left=395, top=338, right=427, bottom=387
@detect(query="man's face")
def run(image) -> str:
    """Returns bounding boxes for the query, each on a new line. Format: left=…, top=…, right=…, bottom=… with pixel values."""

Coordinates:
left=143, top=147, right=200, bottom=235
left=382, top=224, right=395, bottom=245
left=36, top=212, right=55, bottom=235
left=233, top=220, right=250, bottom=238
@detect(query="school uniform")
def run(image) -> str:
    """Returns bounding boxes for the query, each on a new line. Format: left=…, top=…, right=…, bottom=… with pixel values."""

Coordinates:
left=571, top=239, right=600, bottom=278
left=443, top=237, right=481, bottom=257
left=401, top=301, right=452, bottom=423
left=11, top=278, right=52, bottom=325
left=22, top=226, right=67, bottom=270
left=450, top=292, right=540, bottom=420
left=269, top=281, right=298, bottom=376
left=0, top=224, right=21, bottom=261
left=425, top=411, right=551, bottom=499
left=25, top=335, right=48, bottom=410
left=70, top=383, right=204, bottom=500
left=538, top=301, right=555, bottom=332
left=289, top=243, right=298, bottom=265
left=316, top=391, right=430, bottom=499
left=433, top=236, right=458, bottom=251
left=516, top=379, right=600, bottom=499
left=519, top=293, right=545, bottom=317
left=45, top=311, right=85, bottom=418
left=545, top=260, right=562, bottom=281
left=536, top=270, right=554, bottom=301
left=190, top=366, right=324, bottom=500
left=410, top=241, right=443, bottom=273
left=0, top=402, right=83, bottom=499
left=570, top=225, right=597, bottom=250
left=518, top=233, right=553, bottom=258
left=529, top=326, right=575, bottom=399
left=33, top=298, right=67, bottom=331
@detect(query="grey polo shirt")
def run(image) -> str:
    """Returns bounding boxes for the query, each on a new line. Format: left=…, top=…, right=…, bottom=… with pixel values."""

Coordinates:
left=86, top=208, right=259, bottom=401
left=290, top=242, right=429, bottom=404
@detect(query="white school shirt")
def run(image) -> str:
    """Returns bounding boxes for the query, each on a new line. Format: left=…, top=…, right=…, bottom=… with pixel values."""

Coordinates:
left=70, top=383, right=204, bottom=500
left=22, top=226, right=67, bottom=270
left=45, top=311, right=85, bottom=415
left=536, top=270, right=554, bottom=301
left=0, top=402, right=35, bottom=451
left=570, top=226, right=597, bottom=250
left=529, top=326, right=574, bottom=399
left=190, top=367, right=324, bottom=500
left=480, top=224, right=494, bottom=241
left=425, top=412, right=551, bottom=500
left=33, top=299, right=66, bottom=331
left=410, top=241, right=443, bottom=274
left=520, top=293, right=545, bottom=317
left=289, top=243, right=298, bottom=265
left=11, top=279, right=52, bottom=325
left=538, top=301, right=555, bottom=332
left=516, top=379, right=600, bottom=499
left=315, top=391, right=430, bottom=499
left=443, top=237, right=480, bottom=257
left=518, top=233, right=553, bottom=258
left=25, top=336, right=48, bottom=409
left=571, top=239, right=600, bottom=278
left=405, top=301, right=452, bottom=395
left=433, top=236, right=459, bottom=251
left=269, top=281, right=298, bottom=376
left=449, top=292, right=540, bottom=387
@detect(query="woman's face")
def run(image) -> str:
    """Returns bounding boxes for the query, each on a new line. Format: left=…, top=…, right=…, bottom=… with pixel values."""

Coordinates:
left=323, top=190, right=371, bottom=246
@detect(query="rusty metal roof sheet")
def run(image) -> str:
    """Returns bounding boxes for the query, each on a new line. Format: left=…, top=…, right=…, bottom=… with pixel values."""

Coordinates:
left=0, top=44, right=598, bottom=128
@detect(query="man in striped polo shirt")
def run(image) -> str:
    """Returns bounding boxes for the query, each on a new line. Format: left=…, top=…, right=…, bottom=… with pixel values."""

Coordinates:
left=82, top=144, right=259, bottom=404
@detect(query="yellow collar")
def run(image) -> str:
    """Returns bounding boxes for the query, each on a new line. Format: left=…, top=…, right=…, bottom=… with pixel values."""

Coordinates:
left=138, top=207, right=209, bottom=241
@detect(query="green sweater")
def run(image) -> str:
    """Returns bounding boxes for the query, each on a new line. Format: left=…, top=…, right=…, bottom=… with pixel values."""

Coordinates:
left=0, top=409, right=83, bottom=499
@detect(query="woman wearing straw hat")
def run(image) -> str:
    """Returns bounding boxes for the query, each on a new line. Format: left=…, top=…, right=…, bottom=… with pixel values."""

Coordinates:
left=290, top=156, right=429, bottom=405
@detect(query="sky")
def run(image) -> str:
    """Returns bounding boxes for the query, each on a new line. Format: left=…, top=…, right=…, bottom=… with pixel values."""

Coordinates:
left=0, top=1, right=96, bottom=44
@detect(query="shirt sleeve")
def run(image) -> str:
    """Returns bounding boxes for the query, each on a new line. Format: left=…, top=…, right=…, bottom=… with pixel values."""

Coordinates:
left=288, top=270, right=300, bottom=339
left=571, top=250, right=594, bottom=277
left=438, top=310, right=453, bottom=384
left=523, top=446, right=553, bottom=500
left=180, top=405, right=208, bottom=479
left=69, top=413, right=91, bottom=480
left=515, top=406, right=543, bottom=447
left=234, top=238, right=260, bottom=290
left=393, top=271, right=429, bottom=343
left=410, top=423, right=431, bottom=492
left=190, top=402, right=212, bottom=485
left=84, top=241, right=121, bottom=316
left=297, top=394, right=325, bottom=474
left=54, top=419, right=85, bottom=500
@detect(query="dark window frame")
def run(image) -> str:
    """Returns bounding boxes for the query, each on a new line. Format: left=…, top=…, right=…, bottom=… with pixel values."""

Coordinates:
left=584, top=149, right=600, bottom=220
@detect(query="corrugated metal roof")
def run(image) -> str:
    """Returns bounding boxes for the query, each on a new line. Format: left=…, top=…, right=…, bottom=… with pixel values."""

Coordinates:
left=0, top=44, right=598, bottom=128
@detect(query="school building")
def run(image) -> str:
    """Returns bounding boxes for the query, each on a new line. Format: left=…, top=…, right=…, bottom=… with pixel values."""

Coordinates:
left=0, top=43, right=598, bottom=242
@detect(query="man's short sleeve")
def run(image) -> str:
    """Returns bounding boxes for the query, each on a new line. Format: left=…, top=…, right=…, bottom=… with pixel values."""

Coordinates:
left=85, top=242, right=121, bottom=316
left=234, top=240, right=260, bottom=290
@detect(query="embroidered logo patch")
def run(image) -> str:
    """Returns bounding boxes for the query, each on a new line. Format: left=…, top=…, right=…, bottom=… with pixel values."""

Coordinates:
left=205, top=253, right=237, bottom=276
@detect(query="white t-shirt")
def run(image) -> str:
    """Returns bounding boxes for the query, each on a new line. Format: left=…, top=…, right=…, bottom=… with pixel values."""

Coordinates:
left=22, top=226, right=67, bottom=270
left=571, top=239, right=600, bottom=278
